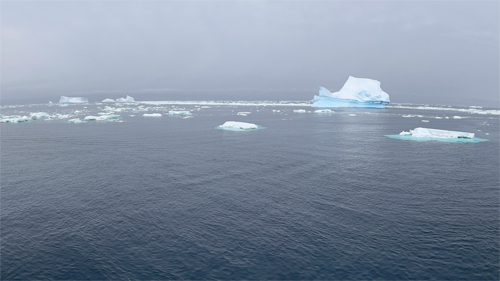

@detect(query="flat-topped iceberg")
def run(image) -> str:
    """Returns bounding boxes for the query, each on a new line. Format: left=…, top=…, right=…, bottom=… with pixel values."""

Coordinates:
left=115, top=95, right=135, bottom=103
left=59, top=96, right=89, bottom=104
left=400, top=128, right=474, bottom=139
left=168, top=111, right=192, bottom=116
left=386, top=127, right=487, bottom=143
left=102, top=98, right=115, bottom=102
left=217, top=121, right=264, bottom=131
left=143, top=113, right=162, bottom=117
left=313, top=76, right=389, bottom=108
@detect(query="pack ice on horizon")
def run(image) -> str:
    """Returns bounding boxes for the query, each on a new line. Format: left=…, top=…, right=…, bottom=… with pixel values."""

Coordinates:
left=312, top=76, right=390, bottom=108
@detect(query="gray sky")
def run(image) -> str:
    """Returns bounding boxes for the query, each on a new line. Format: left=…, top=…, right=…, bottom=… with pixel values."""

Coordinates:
left=2, top=1, right=499, bottom=106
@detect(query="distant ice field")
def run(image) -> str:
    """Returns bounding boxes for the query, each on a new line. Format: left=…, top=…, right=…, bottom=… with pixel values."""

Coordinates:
left=1, top=101, right=499, bottom=280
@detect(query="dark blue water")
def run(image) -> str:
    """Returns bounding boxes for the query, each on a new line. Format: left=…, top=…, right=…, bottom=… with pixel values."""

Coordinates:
left=2, top=104, right=499, bottom=280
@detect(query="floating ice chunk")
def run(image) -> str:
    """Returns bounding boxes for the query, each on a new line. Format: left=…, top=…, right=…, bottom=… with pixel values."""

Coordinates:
left=0, top=116, right=31, bottom=123
left=237, top=112, right=251, bottom=116
left=115, top=95, right=135, bottom=103
left=67, top=118, right=83, bottom=123
left=421, top=120, right=429, bottom=122
left=401, top=127, right=474, bottom=139
left=102, top=98, right=115, bottom=102
left=59, top=96, right=89, bottom=104
left=314, top=109, right=333, bottom=113
left=168, top=111, right=192, bottom=116
left=294, top=109, right=306, bottom=113
left=313, top=76, right=390, bottom=108
left=218, top=121, right=260, bottom=130
left=84, top=115, right=120, bottom=121
left=349, top=114, right=356, bottom=116
left=30, top=112, right=50, bottom=120
left=469, top=106, right=482, bottom=109
left=452, top=116, right=466, bottom=119
left=143, top=113, right=162, bottom=117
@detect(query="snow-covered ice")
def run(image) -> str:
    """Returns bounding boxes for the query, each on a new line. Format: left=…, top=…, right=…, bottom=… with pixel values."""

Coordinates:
left=312, top=76, right=390, bottom=108
left=84, top=115, right=121, bottom=121
left=59, top=96, right=89, bottom=104
left=143, top=113, right=162, bottom=117
left=400, top=128, right=474, bottom=139
left=168, top=111, right=192, bottom=116
left=102, top=98, right=115, bottom=102
left=115, top=96, right=135, bottom=103
left=314, top=109, right=333, bottom=113
left=217, top=121, right=262, bottom=131
left=30, top=112, right=50, bottom=120
left=294, top=109, right=306, bottom=113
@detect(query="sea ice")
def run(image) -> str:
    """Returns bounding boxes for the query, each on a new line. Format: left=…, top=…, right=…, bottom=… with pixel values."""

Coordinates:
left=168, top=111, right=192, bottom=116
left=218, top=121, right=259, bottom=130
left=84, top=115, right=121, bottom=121
left=294, top=109, right=306, bottom=113
left=102, top=98, right=115, bottom=102
left=59, top=96, right=89, bottom=104
left=0, top=116, right=31, bottom=123
left=400, top=128, right=474, bottom=139
left=115, top=95, right=135, bottom=103
left=30, top=112, right=50, bottom=120
left=143, top=113, right=162, bottom=117
left=314, top=109, right=333, bottom=113
left=312, top=76, right=390, bottom=108
left=67, top=118, right=83, bottom=123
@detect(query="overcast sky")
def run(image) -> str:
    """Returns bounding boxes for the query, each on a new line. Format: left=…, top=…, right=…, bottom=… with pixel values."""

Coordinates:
left=2, top=1, right=499, bottom=106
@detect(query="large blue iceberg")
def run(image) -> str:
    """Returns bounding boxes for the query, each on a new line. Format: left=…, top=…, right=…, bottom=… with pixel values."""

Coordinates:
left=312, top=76, right=390, bottom=108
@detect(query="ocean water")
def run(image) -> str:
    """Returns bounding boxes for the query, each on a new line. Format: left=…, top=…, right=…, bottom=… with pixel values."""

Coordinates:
left=1, top=102, right=499, bottom=280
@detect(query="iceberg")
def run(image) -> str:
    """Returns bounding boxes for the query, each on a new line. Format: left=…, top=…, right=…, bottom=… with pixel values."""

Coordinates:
left=400, top=128, right=474, bottom=139
left=115, top=95, right=135, bottom=103
left=0, top=116, right=31, bottom=123
left=84, top=115, right=120, bottom=121
left=59, top=96, right=89, bottom=104
left=30, top=112, right=50, bottom=120
left=102, top=98, right=115, bottom=102
left=386, top=127, right=487, bottom=143
left=217, top=121, right=260, bottom=131
left=168, top=111, right=192, bottom=116
left=312, top=76, right=389, bottom=108
left=143, top=113, right=162, bottom=117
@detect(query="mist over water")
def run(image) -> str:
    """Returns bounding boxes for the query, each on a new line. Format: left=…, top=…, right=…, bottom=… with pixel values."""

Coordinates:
left=1, top=103, right=499, bottom=280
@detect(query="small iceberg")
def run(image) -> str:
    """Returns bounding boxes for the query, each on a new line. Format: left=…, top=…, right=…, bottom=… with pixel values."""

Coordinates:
left=115, top=95, right=135, bottom=103
left=67, top=118, right=83, bottom=123
left=59, top=96, right=89, bottom=104
left=216, top=121, right=264, bottom=131
left=84, top=115, right=121, bottom=121
left=30, top=112, right=50, bottom=120
left=294, top=109, right=306, bottom=113
left=313, top=76, right=389, bottom=108
left=314, top=109, right=333, bottom=113
left=143, top=113, right=162, bottom=117
left=237, top=112, right=251, bottom=116
left=102, top=98, right=115, bottom=102
left=0, top=116, right=31, bottom=123
left=168, top=111, right=192, bottom=116
left=386, top=127, right=487, bottom=143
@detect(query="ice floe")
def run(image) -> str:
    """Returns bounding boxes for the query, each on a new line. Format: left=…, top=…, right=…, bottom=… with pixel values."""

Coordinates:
left=216, top=121, right=264, bottom=131
left=102, top=98, right=115, bottom=102
left=386, top=127, right=487, bottom=143
left=115, top=95, right=135, bottom=103
left=143, top=113, right=162, bottom=117
left=59, top=96, right=89, bottom=104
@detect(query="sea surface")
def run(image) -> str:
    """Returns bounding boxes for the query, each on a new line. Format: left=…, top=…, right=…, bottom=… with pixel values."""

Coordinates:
left=1, top=102, right=499, bottom=280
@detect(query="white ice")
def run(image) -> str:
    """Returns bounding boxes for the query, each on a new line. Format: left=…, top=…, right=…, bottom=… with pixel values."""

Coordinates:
left=143, top=113, right=162, bottom=117
left=168, top=111, right=192, bottom=116
left=115, top=95, right=135, bottom=103
left=102, top=98, right=115, bottom=102
left=59, top=96, right=89, bottom=104
left=219, top=121, right=258, bottom=129
left=400, top=128, right=474, bottom=139
left=84, top=115, right=120, bottom=121
left=313, top=76, right=390, bottom=107
left=314, top=109, right=333, bottom=113
left=30, top=112, right=50, bottom=120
